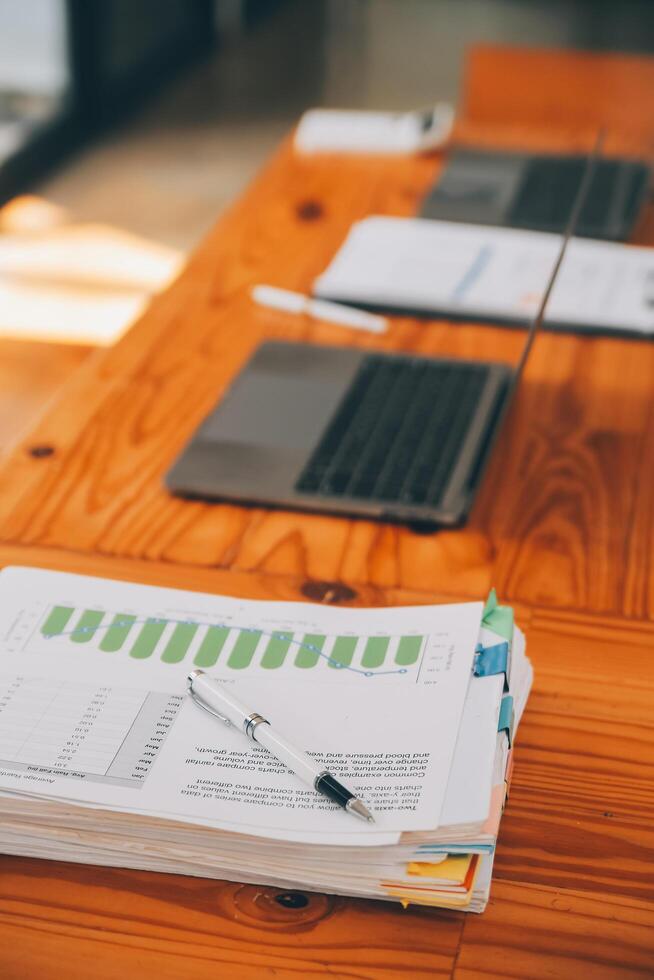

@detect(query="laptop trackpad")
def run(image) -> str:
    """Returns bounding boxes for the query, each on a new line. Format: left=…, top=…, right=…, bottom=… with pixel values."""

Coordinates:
left=199, top=373, right=352, bottom=452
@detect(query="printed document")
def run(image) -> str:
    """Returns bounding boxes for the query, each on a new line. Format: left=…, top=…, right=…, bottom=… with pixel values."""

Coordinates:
left=0, top=568, right=483, bottom=841
left=314, top=216, right=654, bottom=334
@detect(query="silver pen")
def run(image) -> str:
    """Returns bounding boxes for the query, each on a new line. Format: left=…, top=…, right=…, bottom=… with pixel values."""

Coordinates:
left=187, top=670, right=375, bottom=823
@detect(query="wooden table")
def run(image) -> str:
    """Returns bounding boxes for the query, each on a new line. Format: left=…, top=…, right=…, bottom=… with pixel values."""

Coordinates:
left=1, top=47, right=653, bottom=979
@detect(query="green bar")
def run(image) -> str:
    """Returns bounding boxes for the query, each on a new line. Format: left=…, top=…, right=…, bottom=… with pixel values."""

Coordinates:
left=260, top=631, right=293, bottom=669
left=328, top=636, right=357, bottom=670
left=41, top=605, right=74, bottom=637
left=295, top=634, right=324, bottom=668
left=194, top=626, right=230, bottom=667
left=395, top=635, right=424, bottom=666
left=99, top=614, right=136, bottom=652
left=161, top=622, right=198, bottom=663
left=70, top=609, right=104, bottom=644
left=361, top=636, right=389, bottom=669
left=130, top=618, right=167, bottom=659
left=227, top=630, right=261, bottom=669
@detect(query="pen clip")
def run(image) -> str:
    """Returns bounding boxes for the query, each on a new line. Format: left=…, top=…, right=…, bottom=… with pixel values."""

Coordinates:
left=188, top=688, right=233, bottom=728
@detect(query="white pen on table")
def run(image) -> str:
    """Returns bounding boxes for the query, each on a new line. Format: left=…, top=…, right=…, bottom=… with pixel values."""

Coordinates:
left=187, top=669, right=375, bottom=824
left=251, top=284, right=388, bottom=335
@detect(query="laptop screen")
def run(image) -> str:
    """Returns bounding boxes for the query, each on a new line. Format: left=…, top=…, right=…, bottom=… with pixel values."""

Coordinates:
left=508, top=130, right=605, bottom=396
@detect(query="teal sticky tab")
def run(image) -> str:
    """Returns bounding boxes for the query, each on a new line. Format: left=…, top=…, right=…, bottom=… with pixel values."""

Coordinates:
left=482, top=589, right=514, bottom=642
left=498, top=694, right=515, bottom=746
left=483, top=589, right=498, bottom=618
left=474, top=641, right=509, bottom=689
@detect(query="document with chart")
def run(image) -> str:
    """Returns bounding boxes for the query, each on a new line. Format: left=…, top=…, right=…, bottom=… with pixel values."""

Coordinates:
left=314, top=216, right=654, bottom=334
left=0, top=566, right=483, bottom=840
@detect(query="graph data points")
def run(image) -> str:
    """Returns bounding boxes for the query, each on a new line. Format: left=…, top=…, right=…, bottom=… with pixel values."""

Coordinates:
left=38, top=606, right=426, bottom=679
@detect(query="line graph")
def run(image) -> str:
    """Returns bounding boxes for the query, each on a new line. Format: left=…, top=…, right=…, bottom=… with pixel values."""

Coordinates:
left=40, top=606, right=426, bottom=679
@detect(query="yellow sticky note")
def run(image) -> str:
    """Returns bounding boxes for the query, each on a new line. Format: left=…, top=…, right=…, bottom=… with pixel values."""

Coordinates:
left=406, top=854, right=472, bottom=883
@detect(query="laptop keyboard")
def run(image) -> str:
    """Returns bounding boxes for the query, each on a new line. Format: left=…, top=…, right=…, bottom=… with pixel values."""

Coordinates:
left=509, top=157, right=633, bottom=235
left=295, top=355, right=490, bottom=508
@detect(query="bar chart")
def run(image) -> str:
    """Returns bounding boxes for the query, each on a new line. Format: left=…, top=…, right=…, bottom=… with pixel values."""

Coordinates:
left=39, top=605, right=426, bottom=677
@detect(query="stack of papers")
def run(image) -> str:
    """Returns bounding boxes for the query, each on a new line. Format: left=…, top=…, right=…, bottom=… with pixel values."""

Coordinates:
left=314, top=215, right=654, bottom=336
left=0, top=567, right=532, bottom=912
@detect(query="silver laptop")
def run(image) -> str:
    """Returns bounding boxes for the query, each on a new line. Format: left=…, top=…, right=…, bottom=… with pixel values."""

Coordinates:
left=420, top=148, right=648, bottom=240
left=166, top=142, right=599, bottom=527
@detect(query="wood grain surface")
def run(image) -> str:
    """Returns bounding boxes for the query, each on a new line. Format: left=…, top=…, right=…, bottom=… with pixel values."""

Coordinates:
left=0, top=127, right=652, bottom=615
left=1, top=46, right=653, bottom=979
left=0, top=339, right=91, bottom=455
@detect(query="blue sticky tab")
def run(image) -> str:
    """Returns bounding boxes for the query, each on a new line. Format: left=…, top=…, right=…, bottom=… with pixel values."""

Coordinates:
left=497, top=694, right=514, bottom=745
left=474, top=641, right=509, bottom=688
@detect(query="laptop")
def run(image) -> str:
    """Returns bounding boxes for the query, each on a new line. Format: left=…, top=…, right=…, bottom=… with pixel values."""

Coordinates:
left=166, top=143, right=598, bottom=528
left=420, top=148, right=648, bottom=241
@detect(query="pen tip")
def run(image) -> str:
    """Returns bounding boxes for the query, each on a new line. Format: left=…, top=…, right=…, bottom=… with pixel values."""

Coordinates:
left=347, top=798, right=375, bottom=823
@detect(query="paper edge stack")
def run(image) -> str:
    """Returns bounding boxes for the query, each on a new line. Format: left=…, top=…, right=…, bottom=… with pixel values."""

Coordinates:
left=0, top=582, right=531, bottom=914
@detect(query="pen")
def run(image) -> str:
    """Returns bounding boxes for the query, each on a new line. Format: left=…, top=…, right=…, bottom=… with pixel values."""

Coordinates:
left=251, top=284, right=388, bottom=335
left=187, top=669, right=375, bottom=823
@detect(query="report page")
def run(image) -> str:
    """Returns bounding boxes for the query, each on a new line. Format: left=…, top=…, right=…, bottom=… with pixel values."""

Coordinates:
left=0, top=568, right=482, bottom=841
